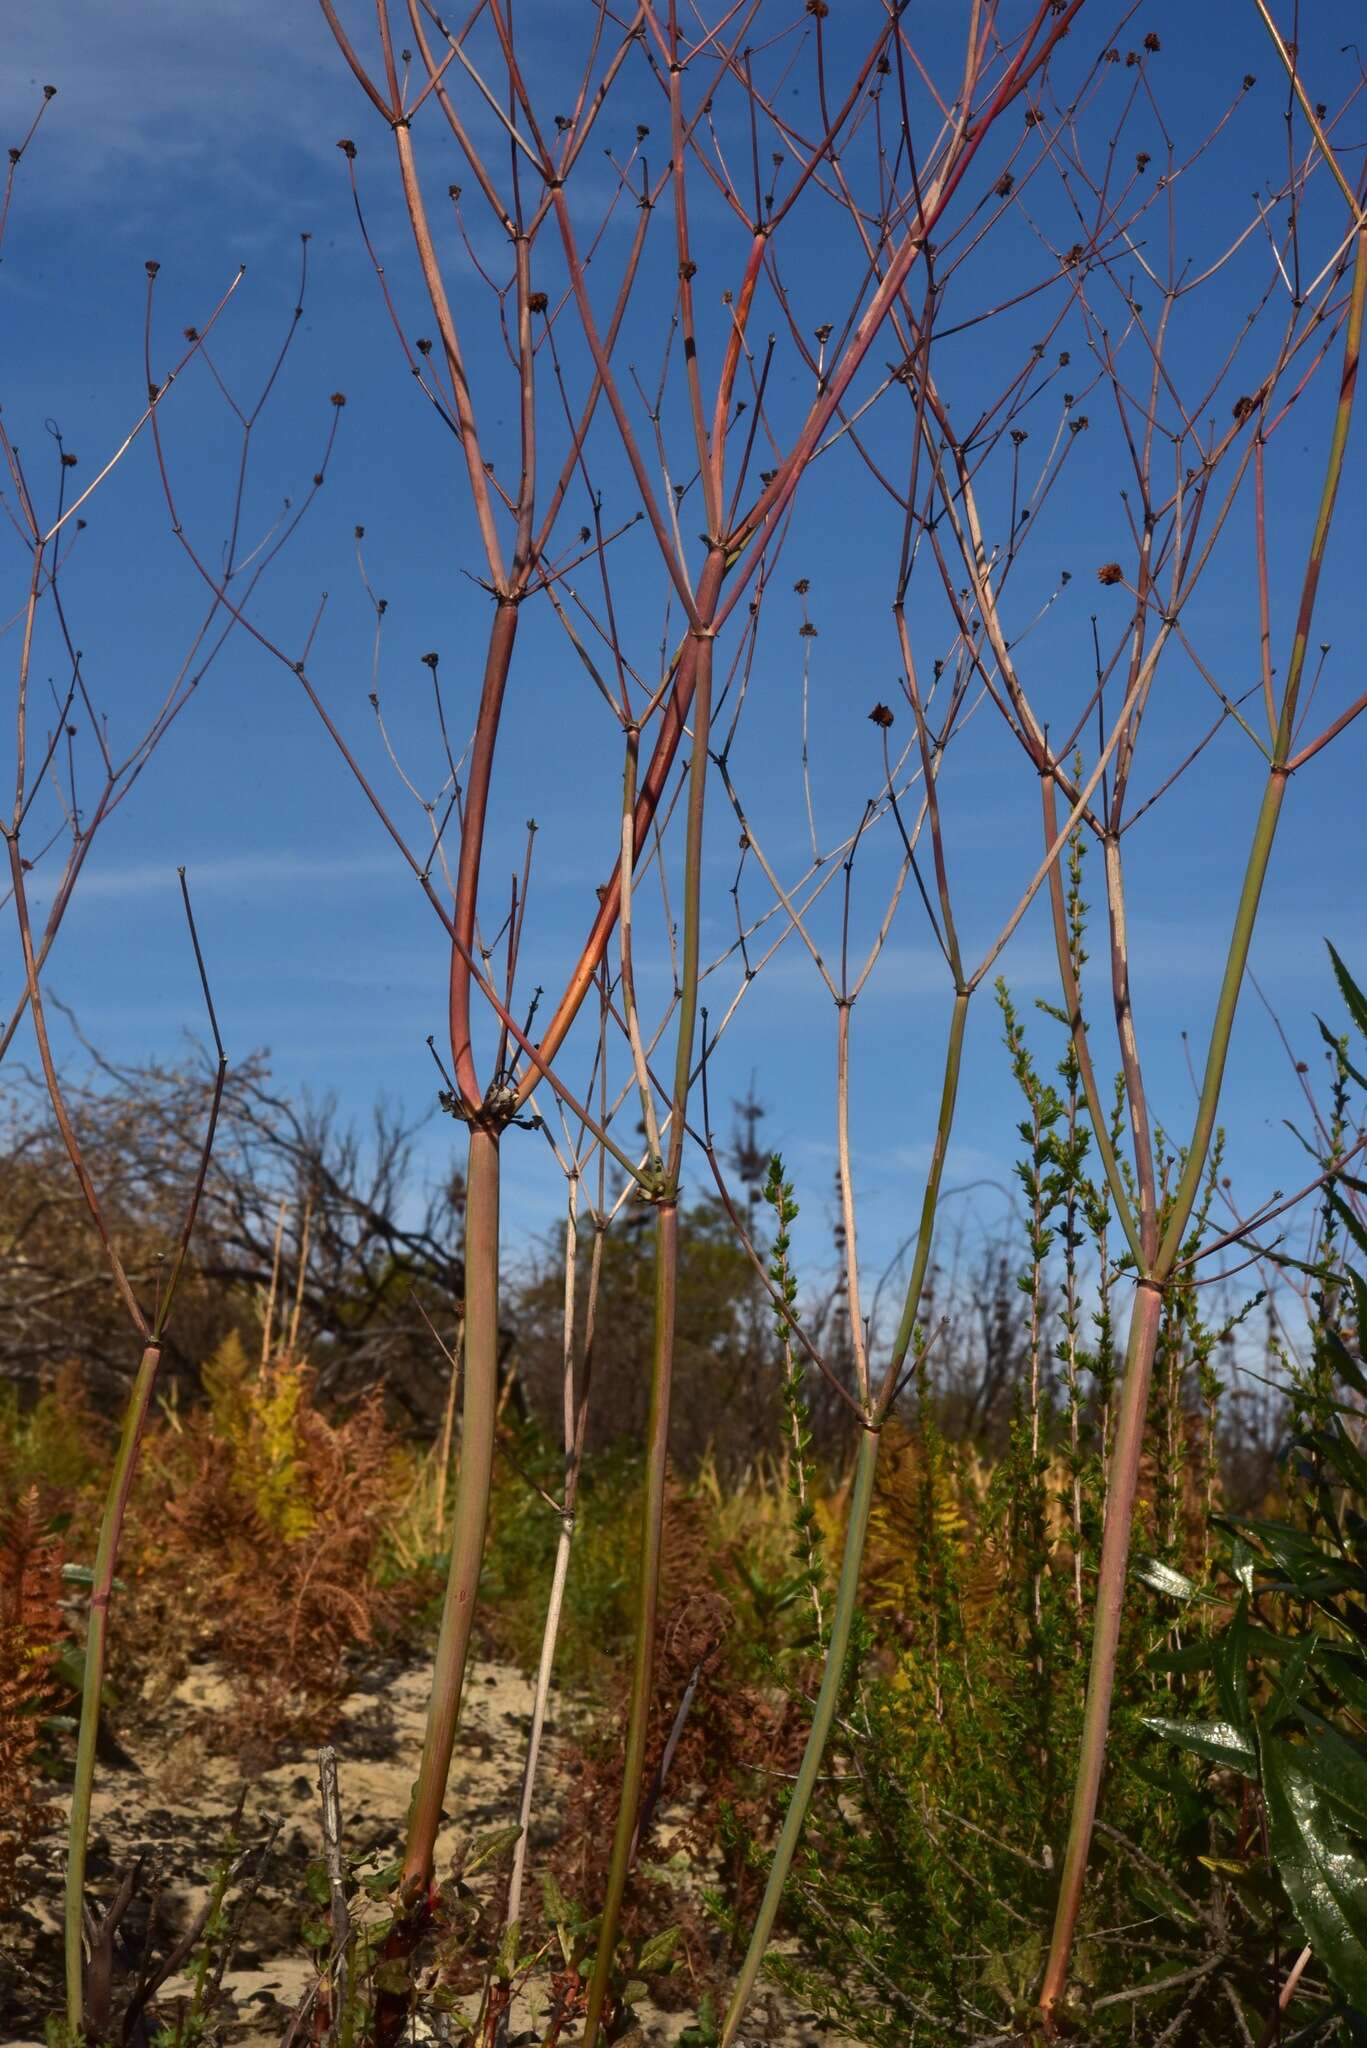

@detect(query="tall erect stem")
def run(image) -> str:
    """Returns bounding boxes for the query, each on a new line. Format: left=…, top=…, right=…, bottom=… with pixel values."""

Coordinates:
left=450, top=601, right=521, bottom=1104
left=1040, top=218, right=1367, bottom=2022
left=718, top=1427, right=880, bottom=2048
left=720, top=990, right=970, bottom=2047
left=580, top=1200, right=678, bottom=2048
left=400, top=1120, right=501, bottom=1906
left=581, top=617, right=717, bottom=2048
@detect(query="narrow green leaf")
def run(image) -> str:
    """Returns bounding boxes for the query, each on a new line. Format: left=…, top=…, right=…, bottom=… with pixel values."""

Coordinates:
left=1133, top=1555, right=1199, bottom=1602
left=1328, top=943, right=1367, bottom=1044
left=1145, top=1716, right=1257, bottom=1774
left=464, top=1823, right=522, bottom=1878
left=1263, top=1634, right=1319, bottom=1735
left=637, top=1924, right=681, bottom=1974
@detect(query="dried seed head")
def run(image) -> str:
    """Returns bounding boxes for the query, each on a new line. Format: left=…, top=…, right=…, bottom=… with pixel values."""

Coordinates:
left=793, top=578, right=810, bottom=594
left=145, top=259, right=160, bottom=277
left=678, top=259, right=697, bottom=281
left=1143, top=31, right=1160, bottom=51
left=337, top=138, right=356, bottom=159
left=994, top=171, right=1014, bottom=198
left=528, top=291, right=548, bottom=313
left=1096, top=562, right=1123, bottom=586
left=422, top=651, right=440, bottom=670
left=868, top=702, right=894, bottom=729
left=355, top=525, right=365, bottom=539
left=416, top=336, right=432, bottom=355
left=330, top=391, right=346, bottom=407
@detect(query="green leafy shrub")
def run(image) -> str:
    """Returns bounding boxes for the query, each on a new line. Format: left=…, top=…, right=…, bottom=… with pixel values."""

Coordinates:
left=1151, top=946, right=1367, bottom=2035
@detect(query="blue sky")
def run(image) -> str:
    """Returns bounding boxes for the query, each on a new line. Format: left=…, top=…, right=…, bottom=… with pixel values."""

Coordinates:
left=3, top=2, right=1364, bottom=1330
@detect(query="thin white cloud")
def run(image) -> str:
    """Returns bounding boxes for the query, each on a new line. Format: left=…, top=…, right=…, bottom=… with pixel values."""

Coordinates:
left=27, top=850, right=400, bottom=902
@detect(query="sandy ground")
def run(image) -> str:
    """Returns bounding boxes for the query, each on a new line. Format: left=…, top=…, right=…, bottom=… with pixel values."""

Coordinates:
left=1, top=1655, right=846, bottom=2048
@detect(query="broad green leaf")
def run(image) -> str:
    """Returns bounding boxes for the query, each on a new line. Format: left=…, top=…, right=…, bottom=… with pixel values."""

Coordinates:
left=1262, top=1734, right=1367, bottom=2010
left=1285, top=1722, right=1367, bottom=1836
left=1145, top=1716, right=1257, bottom=1774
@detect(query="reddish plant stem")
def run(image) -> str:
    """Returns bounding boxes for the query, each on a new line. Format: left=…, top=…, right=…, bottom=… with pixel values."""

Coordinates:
left=449, top=600, right=520, bottom=1103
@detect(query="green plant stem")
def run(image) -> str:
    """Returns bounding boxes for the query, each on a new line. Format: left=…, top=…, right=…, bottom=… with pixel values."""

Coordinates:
left=882, top=988, right=969, bottom=1408
left=1037, top=1279, right=1162, bottom=2018
left=400, top=1120, right=500, bottom=1907
left=719, top=993, right=968, bottom=2044
left=1041, top=771, right=1292, bottom=2020
left=1040, top=219, right=1366, bottom=2022
left=581, top=616, right=714, bottom=2048
left=581, top=1200, right=677, bottom=2048
left=719, top=1425, right=880, bottom=2048
left=65, top=1337, right=162, bottom=2031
